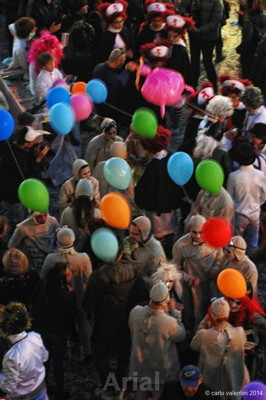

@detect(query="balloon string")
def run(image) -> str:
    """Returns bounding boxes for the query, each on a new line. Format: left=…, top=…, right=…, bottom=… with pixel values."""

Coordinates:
left=181, top=185, right=193, bottom=204
left=50, top=134, right=65, bottom=163
left=6, top=140, right=25, bottom=180
left=103, top=102, right=133, bottom=118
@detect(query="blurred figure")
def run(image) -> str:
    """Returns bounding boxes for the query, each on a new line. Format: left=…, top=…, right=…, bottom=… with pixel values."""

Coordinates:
left=96, top=0, right=134, bottom=63
left=0, top=248, right=40, bottom=307
left=128, top=282, right=186, bottom=400
left=227, top=141, right=266, bottom=255
left=84, top=118, right=123, bottom=172
left=59, top=158, right=100, bottom=214
left=41, top=227, right=93, bottom=361
left=0, top=302, right=49, bottom=399
left=30, top=262, right=76, bottom=400
left=159, top=364, right=221, bottom=400
left=82, top=244, right=149, bottom=397
left=173, top=215, right=223, bottom=332
left=8, top=211, right=59, bottom=275
left=191, top=298, right=247, bottom=400
left=240, top=86, right=266, bottom=136
left=129, top=216, right=167, bottom=278
left=220, top=236, right=258, bottom=294
left=236, top=0, right=266, bottom=79
left=60, top=179, right=102, bottom=253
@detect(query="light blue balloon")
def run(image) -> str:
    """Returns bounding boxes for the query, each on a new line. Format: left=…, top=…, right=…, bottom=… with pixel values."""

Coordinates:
left=103, top=157, right=132, bottom=190
left=49, top=102, right=75, bottom=135
left=0, top=109, right=14, bottom=141
left=167, top=152, right=194, bottom=186
left=86, top=79, right=108, bottom=103
left=91, top=227, right=118, bottom=262
left=46, top=86, right=71, bottom=109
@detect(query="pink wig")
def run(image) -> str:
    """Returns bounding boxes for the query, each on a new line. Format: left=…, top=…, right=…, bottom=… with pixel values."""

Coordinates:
left=27, top=30, right=63, bottom=74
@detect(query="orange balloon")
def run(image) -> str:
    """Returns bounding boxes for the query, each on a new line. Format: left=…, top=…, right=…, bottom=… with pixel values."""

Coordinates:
left=217, top=268, right=247, bottom=298
left=100, top=192, right=131, bottom=229
left=71, top=81, right=86, bottom=94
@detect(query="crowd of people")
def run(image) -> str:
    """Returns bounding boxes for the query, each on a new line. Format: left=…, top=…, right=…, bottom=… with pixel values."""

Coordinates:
left=0, top=0, right=266, bottom=400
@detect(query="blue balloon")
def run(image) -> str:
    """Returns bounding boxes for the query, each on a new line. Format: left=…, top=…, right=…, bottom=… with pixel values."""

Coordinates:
left=86, top=79, right=107, bottom=103
left=46, top=86, right=71, bottom=109
left=91, top=227, right=118, bottom=262
left=167, top=152, right=194, bottom=185
left=0, top=109, right=15, bottom=141
left=103, top=157, right=132, bottom=190
left=49, top=102, right=75, bottom=135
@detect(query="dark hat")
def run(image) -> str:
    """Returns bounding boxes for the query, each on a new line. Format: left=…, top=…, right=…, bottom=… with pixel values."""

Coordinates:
left=180, top=365, right=202, bottom=387
left=235, top=142, right=256, bottom=166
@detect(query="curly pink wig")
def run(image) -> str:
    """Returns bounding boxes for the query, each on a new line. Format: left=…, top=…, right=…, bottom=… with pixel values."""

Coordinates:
left=27, top=30, right=63, bottom=74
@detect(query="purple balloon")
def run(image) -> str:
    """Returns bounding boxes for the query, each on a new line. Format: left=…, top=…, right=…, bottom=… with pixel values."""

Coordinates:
left=140, top=68, right=194, bottom=118
left=242, top=381, right=266, bottom=400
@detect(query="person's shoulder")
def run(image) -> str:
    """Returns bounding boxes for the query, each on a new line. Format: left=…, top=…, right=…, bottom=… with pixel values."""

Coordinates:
left=173, top=233, right=191, bottom=247
left=47, top=215, right=59, bottom=225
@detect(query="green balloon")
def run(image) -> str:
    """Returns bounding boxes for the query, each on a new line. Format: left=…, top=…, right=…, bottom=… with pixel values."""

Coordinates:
left=132, top=107, right=158, bottom=138
left=195, top=160, right=224, bottom=194
left=18, top=179, right=49, bottom=212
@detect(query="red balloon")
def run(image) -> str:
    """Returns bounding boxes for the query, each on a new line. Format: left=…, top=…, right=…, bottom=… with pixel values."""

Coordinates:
left=202, top=217, right=232, bottom=248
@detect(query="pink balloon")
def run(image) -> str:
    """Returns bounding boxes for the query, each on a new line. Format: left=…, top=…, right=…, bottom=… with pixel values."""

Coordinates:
left=141, top=68, right=194, bottom=118
left=71, top=94, right=93, bottom=121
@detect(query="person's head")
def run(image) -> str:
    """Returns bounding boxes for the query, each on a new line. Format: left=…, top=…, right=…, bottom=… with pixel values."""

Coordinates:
left=110, top=141, right=128, bottom=159
left=101, top=118, right=117, bottom=140
left=56, top=227, right=76, bottom=249
left=234, top=141, right=256, bottom=166
left=218, top=74, right=252, bottom=108
left=250, top=123, right=266, bottom=154
left=226, top=293, right=265, bottom=327
left=139, top=125, right=172, bottom=154
left=31, top=212, right=48, bottom=225
left=223, top=236, right=247, bottom=262
left=108, top=48, right=126, bottom=68
left=27, top=30, right=63, bottom=74
left=2, top=248, right=29, bottom=275
left=0, top=216, right=8, bottom=239
left=140, top=41, right=170, bottom=68
left=71, top=0, right=89, bottom=13
left=180, top=365, right=203, bottom=397
left=72, top=159, right=91, bottom=181
left=145, top=1, right=169, bottom=29
left=0, top=302, right=31, bottom=336
left=166, top=13, right=195, bottom=43
left=37, top=52, right=55, bottom=72
left=208, top=297, right=230, bottom=326
left=227, top=296, right=243, bottom=313
left=45, top=261, right=73, bottom=286
left=188, top=215, right=206, bottom=243
left=149, top=282, right=169, bottom=306
left=206, top=95, right=234, bottom=121
left=151, top=264, right=182, bottom=292
left=15, top=17, right=36, bottom=39
left=240, top=85, right=264, bottom=113
left=129, top=216, right=152, bottom=244
left=75, top=178, right=93, bottom=200
left=17, top=111, right=35, bottom=127
left=98, top=0, right=128, bottom=30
